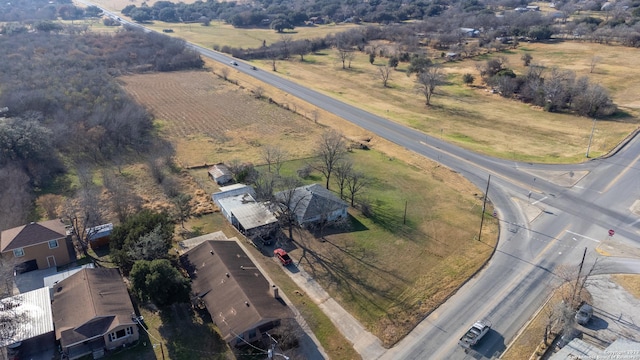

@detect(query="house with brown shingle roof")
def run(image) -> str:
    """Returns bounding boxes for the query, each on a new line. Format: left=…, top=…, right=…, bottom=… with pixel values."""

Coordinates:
left=180, top=240, right=292, bottom=347
left=51, top=268, right=139, bottom=360
left=1, top=219, right=73, bottom=273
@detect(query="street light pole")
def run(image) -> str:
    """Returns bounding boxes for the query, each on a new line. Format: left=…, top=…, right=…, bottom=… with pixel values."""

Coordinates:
left=586, top=118, right=597, bottom=158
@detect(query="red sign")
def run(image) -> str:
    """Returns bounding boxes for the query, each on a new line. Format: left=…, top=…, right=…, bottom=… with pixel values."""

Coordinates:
left=608, top=229, right=615, bottom=237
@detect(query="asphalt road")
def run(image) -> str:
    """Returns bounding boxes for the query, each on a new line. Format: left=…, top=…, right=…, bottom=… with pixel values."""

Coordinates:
left=81, top=10, right=640, bottom=358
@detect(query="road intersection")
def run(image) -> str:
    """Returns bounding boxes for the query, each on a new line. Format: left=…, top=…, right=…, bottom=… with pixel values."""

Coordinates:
left=82, top=10, right=640, bottom=357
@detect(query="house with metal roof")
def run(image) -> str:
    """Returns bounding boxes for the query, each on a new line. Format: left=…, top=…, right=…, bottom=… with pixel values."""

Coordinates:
left=180, top=240, right=292, bottom=347
left=213, top=185, right=278, bottom=237
left=51, top=268, right=139, bottom=360
left=0, top=287, right=55, bottom=353
left=1, top=219, right=73, bottom=273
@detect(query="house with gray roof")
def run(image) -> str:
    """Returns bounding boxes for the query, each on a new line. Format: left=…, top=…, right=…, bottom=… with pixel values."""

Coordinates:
left=274, top=184, right=348, bottom=228
left=180, top=240, right=292, bottom=347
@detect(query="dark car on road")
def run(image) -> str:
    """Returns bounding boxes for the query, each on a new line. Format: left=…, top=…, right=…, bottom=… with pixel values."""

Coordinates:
left=274, top=248, right=292, bottom=265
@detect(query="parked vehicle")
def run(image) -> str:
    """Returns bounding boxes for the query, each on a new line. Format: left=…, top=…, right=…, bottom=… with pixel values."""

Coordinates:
left=458, top=320, right=491, bottom=349
left=575, top=303, right=593, bottom=325
left=273, top=248, right=292, bottom=265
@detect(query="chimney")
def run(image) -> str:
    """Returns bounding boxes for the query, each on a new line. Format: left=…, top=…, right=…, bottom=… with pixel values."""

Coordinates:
left=271, top=285, right=280, bottom=299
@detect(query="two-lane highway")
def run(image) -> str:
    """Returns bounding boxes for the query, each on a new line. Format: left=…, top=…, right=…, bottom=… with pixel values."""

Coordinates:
left=79, top=9, right=640, bottom=357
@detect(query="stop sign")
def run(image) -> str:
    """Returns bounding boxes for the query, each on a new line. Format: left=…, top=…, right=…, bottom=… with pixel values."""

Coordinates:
left=608, top=229, right=615, bottom=236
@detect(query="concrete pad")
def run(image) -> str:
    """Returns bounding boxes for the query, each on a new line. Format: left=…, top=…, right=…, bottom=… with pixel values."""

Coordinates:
left=14, top=267, right=57, bottom=294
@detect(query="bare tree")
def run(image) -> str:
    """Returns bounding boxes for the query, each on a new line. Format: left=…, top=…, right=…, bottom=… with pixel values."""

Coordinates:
left=253, top=86, right=265, bottom=99
left=378, top=65, right=392, bottom=87
left=262, top=145, right=287, bottom=174
left=273, top=177, right=305, bottom=240
left=292, top=39, right=310, bottom=61
left=337, top=48, right=351, bottom=69
left=334, top=160, right=353, bottom=200
left=346, top=170, right=367, bottom=207
left=416, top=66, right=444, bottom=106
left=0, top=256, right=16, bottom=298
left=254, top=172, right=277, bottom=202
left=172, top=193, right=193, bottom=229
left=0, top=296, right=30, bottom=352
left=102, top=171, right=142, bottom=223
left=64, top=184, right=107, bottom=258
left=314, top=130, right=347, bottom=190
left=0, top=164, right=31, bottom=231
left=589, top=56, right=601, bottom=73
left=278, top=34, right=293, bottom=59
left=521, top=53, right=533, bottom=66
left=220, top=66, right=230, bottom=80
left=37, top=194, right=63, bottom=220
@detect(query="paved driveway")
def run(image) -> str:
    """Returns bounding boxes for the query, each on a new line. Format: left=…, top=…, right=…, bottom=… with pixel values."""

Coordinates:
left=580, top=275, right=640, bottom=346
left=13, top=267, right=57, bottom=294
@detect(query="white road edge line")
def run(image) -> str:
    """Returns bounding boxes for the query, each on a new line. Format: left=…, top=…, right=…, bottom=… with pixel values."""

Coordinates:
left=531, top=196, right=548, bottom=205
left=565, top=230, right=601, bottom=243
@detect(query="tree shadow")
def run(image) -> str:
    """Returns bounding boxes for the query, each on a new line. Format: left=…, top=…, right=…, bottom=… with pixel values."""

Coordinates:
left=294, top=233, right=412, bottom=323
left=157, top=303, right=229, bottom=360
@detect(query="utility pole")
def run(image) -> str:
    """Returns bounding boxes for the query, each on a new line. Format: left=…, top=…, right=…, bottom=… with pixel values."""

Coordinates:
left=478, top=175, right=491, bottom=242
left=572, top=247, right=587, bottom=306
left=586, top=118, right=597, bottom=158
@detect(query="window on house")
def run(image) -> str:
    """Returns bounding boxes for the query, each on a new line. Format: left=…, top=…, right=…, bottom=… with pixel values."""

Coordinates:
left=110, top=329, right=128, bottom=342
left=126, top=327, right=133, bottom=335
left=48, top=240, right=59, bottom=249
left=13, top=248, right=24, bottom=257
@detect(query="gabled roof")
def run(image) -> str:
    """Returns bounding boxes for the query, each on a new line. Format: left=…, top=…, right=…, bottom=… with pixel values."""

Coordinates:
left=52, top=268, right=135, bottom=347
left=208, top=163, right=232, bottom=180
left=1, top=219, right=67, bottom=252
left=275, top=184, right=348, bottom=223
left=180, top=240, right=292, bottom=343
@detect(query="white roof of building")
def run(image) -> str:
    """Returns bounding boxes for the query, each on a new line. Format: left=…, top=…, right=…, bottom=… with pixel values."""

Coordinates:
left=231, top=202, right=278, bottom=231
left=87, top=223, right=113, bottom=240
left=178, top=231, right=231, bottom=253
left=0, top=287, right=53, bottom=347
left=43, top=263, right=95, bottom=290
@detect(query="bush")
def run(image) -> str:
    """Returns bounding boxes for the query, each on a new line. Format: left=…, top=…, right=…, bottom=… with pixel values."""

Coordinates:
left=130, top=259, right=191, bottom=307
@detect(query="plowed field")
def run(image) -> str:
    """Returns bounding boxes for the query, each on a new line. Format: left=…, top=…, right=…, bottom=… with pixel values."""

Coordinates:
left=120, top=70, right=324, bottom=166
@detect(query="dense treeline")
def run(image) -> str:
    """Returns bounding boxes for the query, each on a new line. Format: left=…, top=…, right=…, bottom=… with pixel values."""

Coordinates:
left=114, top=0, right=640, bottom=47
left=480, top=59, right=616, bottom=117
left=0, top=0, right=103, bottom=22
left=0, top=26, right=204, bottom=229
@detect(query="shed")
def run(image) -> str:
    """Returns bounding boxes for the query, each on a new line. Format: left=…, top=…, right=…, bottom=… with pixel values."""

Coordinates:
left=208, top=163, right=233, bottom=185
left=87, top=223, right=113, bottom=249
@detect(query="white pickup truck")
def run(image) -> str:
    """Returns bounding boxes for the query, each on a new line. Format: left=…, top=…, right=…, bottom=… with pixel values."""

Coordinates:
left=458, top=320, right=491, bottom=349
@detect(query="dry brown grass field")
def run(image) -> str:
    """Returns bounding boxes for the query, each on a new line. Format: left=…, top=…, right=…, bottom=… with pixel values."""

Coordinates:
left=103, top=15, right=640, bottom=162
left=270, top=40, right=639, bottom=162
left=119, top=67, right=498, bottom=348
